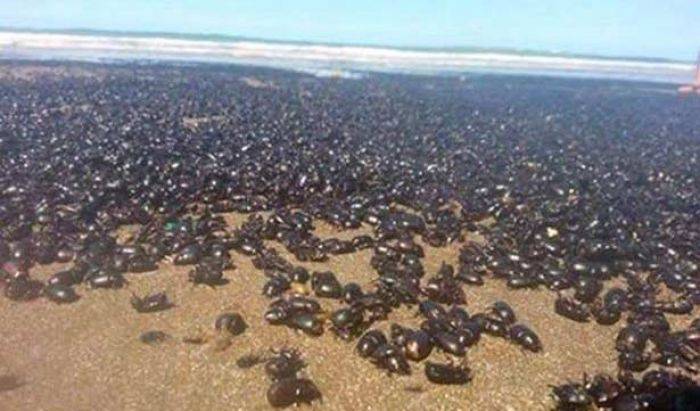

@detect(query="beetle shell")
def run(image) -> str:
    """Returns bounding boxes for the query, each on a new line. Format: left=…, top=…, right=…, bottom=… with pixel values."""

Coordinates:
left=43, top=284, right=79, bottom=304
left=266, top=378, right=321, bottom=408
left=434, top=331, right=466, bottom=356
left=287, top=313, right=323, bottom=336
left=509, top=324, right=542, bottom=352
left=215, top=312, right=247, bottom=336
left=403, top=330, right=433, bottom=361
left=131, top=292, right=173, bottom=313
left=489, top=301, right=517, bottom=324
left=357, top=330, right=387, bottom=358
left=424, top=362, right=471, bottom=385
left=265, top=350, right=305, bottom=381
left=555, top=296, right=590, bottom=322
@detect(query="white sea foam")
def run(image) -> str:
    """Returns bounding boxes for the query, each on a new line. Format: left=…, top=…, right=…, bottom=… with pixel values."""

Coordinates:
left=0, top=31, right=693, bottom=83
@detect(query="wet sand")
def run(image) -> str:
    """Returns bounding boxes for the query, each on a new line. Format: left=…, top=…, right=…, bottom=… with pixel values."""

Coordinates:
left=0, top=213, right=643, bottom=411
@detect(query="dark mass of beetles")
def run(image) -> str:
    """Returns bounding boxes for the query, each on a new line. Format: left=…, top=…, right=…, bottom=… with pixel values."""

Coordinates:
left=1, top=61, right=699, bottom=408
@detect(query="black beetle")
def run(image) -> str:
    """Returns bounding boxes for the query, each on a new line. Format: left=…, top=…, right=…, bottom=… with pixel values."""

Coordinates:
left=266, top=378, right=321, bottom=407
left=43, top=284, right=80, bottom=304
left=424, top=362, right=471, bottom=385
left=214, top=312, right=247, bottom=336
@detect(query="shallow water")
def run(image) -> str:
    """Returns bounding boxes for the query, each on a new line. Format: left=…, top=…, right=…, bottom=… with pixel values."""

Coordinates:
left=0, top=30, right=694, bottom=83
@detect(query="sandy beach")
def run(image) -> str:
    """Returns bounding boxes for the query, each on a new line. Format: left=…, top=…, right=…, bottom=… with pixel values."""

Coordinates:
left=1, top=62, right=698, bottom=410
left=1, top=214, right=639, bottom=411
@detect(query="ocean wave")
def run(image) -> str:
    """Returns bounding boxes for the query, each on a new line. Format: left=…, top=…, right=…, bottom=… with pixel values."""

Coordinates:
left=0, top=31, right=694, bottom=83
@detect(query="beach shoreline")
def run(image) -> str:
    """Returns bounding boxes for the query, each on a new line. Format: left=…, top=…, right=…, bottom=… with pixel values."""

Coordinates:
left=0, top=31, right=694, bottom=84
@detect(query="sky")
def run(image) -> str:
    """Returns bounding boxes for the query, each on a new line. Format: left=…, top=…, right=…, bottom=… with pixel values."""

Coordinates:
left=1, top=0, right=699, bottom=60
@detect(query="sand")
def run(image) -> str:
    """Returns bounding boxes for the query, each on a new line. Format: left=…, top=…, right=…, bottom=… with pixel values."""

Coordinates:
left=0, top=213, right=652, bottom=411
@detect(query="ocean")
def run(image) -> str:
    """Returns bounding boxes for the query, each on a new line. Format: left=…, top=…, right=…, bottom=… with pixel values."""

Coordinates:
left=0, top=29, right=694, bottom=83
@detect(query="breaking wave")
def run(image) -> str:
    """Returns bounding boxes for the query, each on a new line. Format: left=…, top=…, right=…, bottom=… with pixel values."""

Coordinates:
left=0, top=31, right=693, bottom=83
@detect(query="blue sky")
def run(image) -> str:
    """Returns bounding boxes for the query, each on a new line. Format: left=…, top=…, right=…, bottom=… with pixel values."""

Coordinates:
left=1, top=0, right=698, bottom=60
